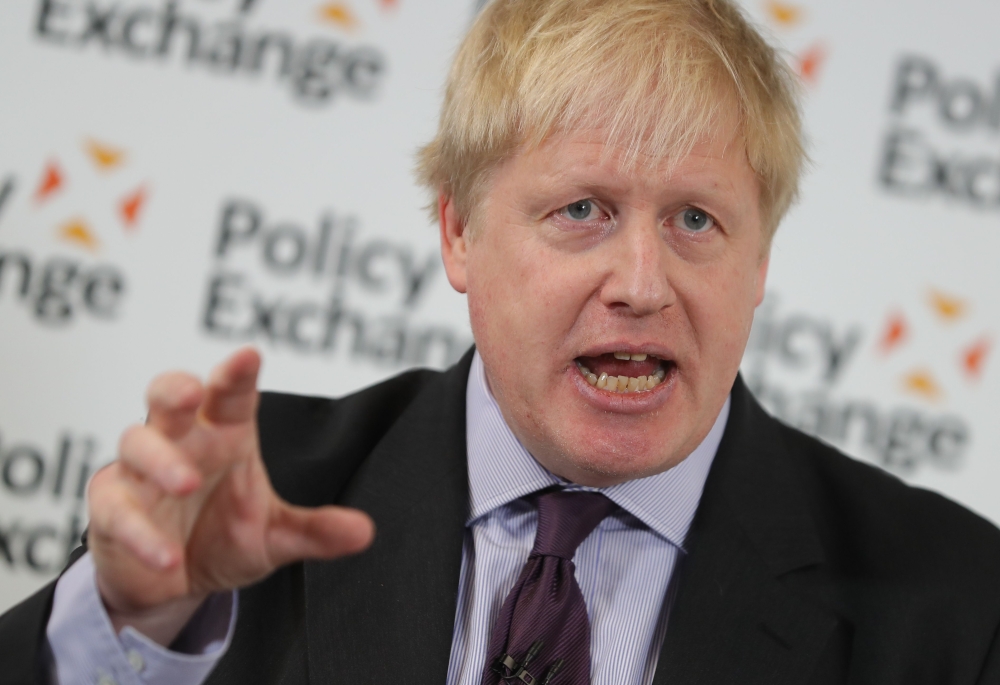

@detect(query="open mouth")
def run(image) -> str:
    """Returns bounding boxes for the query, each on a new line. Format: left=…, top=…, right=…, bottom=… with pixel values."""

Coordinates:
left=575, top=351, right=675, bottom=394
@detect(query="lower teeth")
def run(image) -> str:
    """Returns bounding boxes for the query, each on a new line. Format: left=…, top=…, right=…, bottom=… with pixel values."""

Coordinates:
left=578, top=363, right=665, bottom=393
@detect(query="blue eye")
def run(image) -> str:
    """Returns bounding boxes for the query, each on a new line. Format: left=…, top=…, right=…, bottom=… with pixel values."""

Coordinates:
left=563, top=199, right=598, bottom=221
left=675, top=207, right=715, bottom=233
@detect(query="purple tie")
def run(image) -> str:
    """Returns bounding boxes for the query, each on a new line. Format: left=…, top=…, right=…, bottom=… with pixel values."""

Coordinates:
left=481, top=489, right=618, bottom=685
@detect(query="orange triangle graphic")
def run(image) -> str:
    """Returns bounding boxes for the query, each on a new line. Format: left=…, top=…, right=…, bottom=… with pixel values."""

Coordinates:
left=928, top=289, right=967, bottom=321
left=85, top=138, right=126, bottom=171
left=318, top=2, right=358, bottom=29
left=119, top=185, right=147, bottom=230
left=797, top=43, right=826, bottom=85
left=902, top=369, right=942, bottom=401
left=59, top=218, right=100, bottom=251
left=765, top=1, right=803, bottom=26
left=879, top=311, right=908, bottom=354
left=961, top=336, right=991, bottom=380
left=34, top=160, right=64, bottom=203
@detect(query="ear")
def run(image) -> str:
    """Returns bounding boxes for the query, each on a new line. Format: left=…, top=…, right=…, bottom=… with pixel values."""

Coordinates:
left=439, top=192, right=469, bottom=294
left=755, top=253, right=770, bottom=307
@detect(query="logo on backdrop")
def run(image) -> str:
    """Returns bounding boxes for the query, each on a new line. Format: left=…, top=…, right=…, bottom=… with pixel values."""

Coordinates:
left=760, top=1, right=828, bottom=87
left=201, top=197, right=473, bottom=367
left=34, top=0, right=391, bottom=106
left=0, top=137, right=146, bottom=325
left=879, top=55, right=1000, bottom=208
left=744, top=291, right=991, bottom=475
left=0, top=428, right=97, bottom=575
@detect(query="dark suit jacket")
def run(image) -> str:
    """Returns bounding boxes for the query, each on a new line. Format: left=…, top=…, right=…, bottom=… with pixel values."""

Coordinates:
left=3, top=350, right=1000, bottom=684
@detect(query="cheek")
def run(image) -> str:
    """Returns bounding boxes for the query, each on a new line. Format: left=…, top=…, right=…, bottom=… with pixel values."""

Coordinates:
left=682, top=257, right=760, bottom=366
left=466, top=234, right=594, bottom=353
left=464, top=235, right=546, bottom=382
left=466, top=237, right=528, bottom=332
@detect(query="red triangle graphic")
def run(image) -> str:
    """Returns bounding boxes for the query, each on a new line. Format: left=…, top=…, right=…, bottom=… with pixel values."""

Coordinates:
left=797, top=43, right=826, bottom=85
left=879, top=311, right=908, bottom=354
left=35, top=160, right=64, bottom=203
left=119, top=185, right=147, bottom=230
left=962, top=336, right=991, bottom=380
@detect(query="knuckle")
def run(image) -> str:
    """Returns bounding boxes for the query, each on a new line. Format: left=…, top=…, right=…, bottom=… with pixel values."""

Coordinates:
left=88, top=477, right=124, bottom=535
left=118, top=424, right=147, bottom=455
left=147, top=372, right=204, bottom=413
left=87, top=462, right=118, bottom=501
left=104, top=503, right=128, bottom=540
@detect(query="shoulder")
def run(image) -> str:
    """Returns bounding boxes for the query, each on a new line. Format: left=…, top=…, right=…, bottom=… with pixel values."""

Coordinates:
left=771, top=413, right=1000, bottom=591
left=257, top=366, right=445, bottom=507
left=763, top=416, right=1000, bottom=674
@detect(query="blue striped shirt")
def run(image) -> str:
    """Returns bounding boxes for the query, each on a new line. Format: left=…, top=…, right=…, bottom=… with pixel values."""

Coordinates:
left=46, top=352, right=727, bottom=685
left=446, top=352, right=728, bottom=685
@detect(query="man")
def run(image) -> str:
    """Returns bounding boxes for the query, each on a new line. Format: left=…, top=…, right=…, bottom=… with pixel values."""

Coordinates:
left=3, top=0, right=1000, bottom=683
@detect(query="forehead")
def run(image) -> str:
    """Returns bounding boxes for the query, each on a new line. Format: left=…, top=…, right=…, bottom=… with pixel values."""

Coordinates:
left=494, top=122, right=758, bottom=209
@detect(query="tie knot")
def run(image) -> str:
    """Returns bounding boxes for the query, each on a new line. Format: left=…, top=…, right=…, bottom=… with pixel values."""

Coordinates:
left=530, top=489, right=616, bottom=559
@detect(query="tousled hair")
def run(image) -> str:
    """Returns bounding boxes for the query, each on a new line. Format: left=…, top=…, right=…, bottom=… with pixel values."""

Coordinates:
left=416, top=0, right=805, bottom=244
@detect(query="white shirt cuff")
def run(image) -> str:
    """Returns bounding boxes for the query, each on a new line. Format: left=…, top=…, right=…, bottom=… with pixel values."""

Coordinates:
left=46, top=552, right=237, bottom=685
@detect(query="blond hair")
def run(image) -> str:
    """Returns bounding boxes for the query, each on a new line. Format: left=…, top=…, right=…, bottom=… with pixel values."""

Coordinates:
left=416, top=0, right=805, bottom=244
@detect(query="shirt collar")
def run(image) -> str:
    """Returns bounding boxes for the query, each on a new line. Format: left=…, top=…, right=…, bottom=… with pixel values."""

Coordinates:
left=465, top=351, right=728, bottom=550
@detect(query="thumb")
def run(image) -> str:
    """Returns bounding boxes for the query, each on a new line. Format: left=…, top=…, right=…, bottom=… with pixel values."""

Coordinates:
left=265, top=502, right=376, bottom=569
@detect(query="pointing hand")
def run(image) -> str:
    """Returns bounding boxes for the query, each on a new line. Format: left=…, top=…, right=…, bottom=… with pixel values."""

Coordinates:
left=86, top=347, right=375, bottom=645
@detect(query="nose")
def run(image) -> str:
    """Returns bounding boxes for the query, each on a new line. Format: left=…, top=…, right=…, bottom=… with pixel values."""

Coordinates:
left=599, top=218, right=676, bottom=316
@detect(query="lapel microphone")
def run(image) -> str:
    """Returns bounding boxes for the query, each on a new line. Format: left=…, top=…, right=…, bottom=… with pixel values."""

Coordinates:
left=493, top=640, right=565, bottom=685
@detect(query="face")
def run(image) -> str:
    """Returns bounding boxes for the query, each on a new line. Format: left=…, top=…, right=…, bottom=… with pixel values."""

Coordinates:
left=440, top=124, right=769, bottom=487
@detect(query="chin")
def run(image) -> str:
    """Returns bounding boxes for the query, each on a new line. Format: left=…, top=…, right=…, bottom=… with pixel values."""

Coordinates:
left=550, top=425, right=681, bottom=486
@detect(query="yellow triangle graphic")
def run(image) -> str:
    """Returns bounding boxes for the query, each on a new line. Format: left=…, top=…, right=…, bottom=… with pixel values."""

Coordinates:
left=765, top=1, right=804, bottom=26
left=59, top=218, right=100, bottom=251
left=84, top=138, right=126, bottom=171
left=902, top=369, right=942, bottom=401
left=318, top=2, right=358, bottom=30
left=928, top=289, right=967, bottom=322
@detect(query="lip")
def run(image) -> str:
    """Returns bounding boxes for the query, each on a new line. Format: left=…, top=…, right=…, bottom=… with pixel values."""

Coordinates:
left=568, top=360, right=678, bottom=414
left=574, top=340, right=678, bottom=361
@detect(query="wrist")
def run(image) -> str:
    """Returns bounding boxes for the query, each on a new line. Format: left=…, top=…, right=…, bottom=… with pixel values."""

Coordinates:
left=98, top=578, right=211, bottom=648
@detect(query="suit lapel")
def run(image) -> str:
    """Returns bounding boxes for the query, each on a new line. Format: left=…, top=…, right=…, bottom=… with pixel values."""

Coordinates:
left=303, top=352, right=473, bottom=685
left=653, top=376, right=839, bottom=685
left=298, top=360, right=839, bottom=685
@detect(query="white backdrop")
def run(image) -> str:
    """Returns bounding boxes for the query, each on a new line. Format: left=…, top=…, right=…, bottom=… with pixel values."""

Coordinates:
left=0, top=0, right=997, bottom=613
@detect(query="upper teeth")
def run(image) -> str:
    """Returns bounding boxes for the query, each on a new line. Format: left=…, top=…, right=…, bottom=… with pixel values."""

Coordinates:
left=577, top=362, right=666, bottom=393
left=613, top=351, right=647, bottom=361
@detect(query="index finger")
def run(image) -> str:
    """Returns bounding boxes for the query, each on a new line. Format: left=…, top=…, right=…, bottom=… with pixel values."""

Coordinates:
left=199, top=346, right=262, bottom=426
left=146, top=372, right=205, bottom=441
